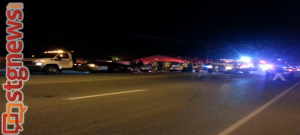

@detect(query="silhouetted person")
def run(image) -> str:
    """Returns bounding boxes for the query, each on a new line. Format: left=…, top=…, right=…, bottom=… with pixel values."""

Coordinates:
left=152, top=59, right=158, bottom=73
left=198, top=61, right=204, bottom=76
left=137, top=60, right=144, bottom=73
left=129, top=60, right=136, bottom=73
left=273, top=66, right=286, bottom=81
left=164, top=60, right=171, bottom=73
left=188, top=61, right=193, bottom=73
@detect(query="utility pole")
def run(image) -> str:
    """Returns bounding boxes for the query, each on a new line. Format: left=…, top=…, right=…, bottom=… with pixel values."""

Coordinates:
left=206, top=44, right=211, bottom=64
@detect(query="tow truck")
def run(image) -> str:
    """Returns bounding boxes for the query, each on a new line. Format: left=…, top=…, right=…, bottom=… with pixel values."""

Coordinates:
left=207, top=58, right=252, bottom=74
left=22, top=50, right=78, bottom=74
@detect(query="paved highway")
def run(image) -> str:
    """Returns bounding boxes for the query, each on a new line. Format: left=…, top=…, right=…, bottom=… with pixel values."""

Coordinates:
left=0, top=71, right=300, bottom=135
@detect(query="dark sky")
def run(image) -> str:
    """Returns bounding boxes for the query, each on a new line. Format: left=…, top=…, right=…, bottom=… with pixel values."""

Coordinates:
left=2, top=1, right=300, bottom=62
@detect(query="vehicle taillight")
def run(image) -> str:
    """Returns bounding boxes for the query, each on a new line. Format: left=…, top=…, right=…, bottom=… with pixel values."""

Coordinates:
left=289, top=69, right=293, bottom=72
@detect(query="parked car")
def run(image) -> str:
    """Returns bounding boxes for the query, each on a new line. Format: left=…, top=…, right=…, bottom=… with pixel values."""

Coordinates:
left=170, top=62, right=199, bottom=72
left=282, top=67, right=295, bottom=78
left=141, top=62, right=164, bottom=72
left=85, top=61, right=130, bottom=73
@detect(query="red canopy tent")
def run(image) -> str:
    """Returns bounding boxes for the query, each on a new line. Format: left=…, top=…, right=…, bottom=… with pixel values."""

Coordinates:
left=136, top=55, right=200, bottom=64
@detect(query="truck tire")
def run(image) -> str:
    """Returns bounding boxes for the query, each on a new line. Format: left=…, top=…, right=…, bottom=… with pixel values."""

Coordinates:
left=208, top=70, right=213, bottom=73
left=182, top=67, right=187, bottom=72
left=225, top=71, right=231, bottom=74
left=230, top=69, right=237, bottom=74
left=195, top=69, right=199, bottom=72
left=90, top=70, right=99, bottom=73
left=243, top=71, right=249, bottom=74
left=112, top=68, right=119, bottom=72
left=45, top=66, right=58, bottom=74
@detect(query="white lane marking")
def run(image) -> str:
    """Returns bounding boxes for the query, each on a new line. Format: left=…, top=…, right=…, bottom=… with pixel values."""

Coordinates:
left=218, top=81, right=300, bottom=135
left=65, top=89, right=148, bottom=100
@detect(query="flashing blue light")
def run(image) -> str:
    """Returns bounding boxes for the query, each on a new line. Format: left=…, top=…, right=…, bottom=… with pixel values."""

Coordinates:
left=241, top=57, right=251, bottom=62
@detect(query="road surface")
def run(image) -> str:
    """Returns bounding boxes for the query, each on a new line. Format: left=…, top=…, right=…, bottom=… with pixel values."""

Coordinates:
left=0, top=71, right=300, bottom=135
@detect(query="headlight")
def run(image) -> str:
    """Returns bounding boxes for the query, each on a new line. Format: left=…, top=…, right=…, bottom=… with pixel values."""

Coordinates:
left=207, top=65, right=213, bottom=68
left=88, top=64, right=95, bottom=67
left=35, top=63, right=43, bottom=66
left=225, top=66, right=233, bottom=69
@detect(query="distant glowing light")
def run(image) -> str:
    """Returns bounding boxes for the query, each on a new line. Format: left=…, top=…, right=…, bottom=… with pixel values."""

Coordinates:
left=241, top=57, right=251, bottom=62
left=266, top=64, right=273, bottom=68
left=35, top=63, right=42, bottom=65
left=88, top=64, right=95, bottom=67
left=260, top=61, right=265, bottom=63
left=46, top=50, right=64, bottom=53
left=262, top=64, right=273, bottom=70
left=225, top=66, right=233, bottom=69
left=240, top=64, right=249, bottom=68
left=278, top=59, right=281, bottom=61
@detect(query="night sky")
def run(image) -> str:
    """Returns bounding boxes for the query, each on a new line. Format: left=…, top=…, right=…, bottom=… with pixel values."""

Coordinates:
left=1, top=1, right=300, bottom=62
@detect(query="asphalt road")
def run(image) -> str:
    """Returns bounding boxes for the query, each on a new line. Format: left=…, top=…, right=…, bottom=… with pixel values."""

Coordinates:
left=0, top=70, right=300, bottom=135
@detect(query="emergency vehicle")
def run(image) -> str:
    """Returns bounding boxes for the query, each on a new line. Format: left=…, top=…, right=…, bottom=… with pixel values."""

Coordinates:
left=22, top=50, right=77, bottom=74
left=207, top=58, right=252, bottom=74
